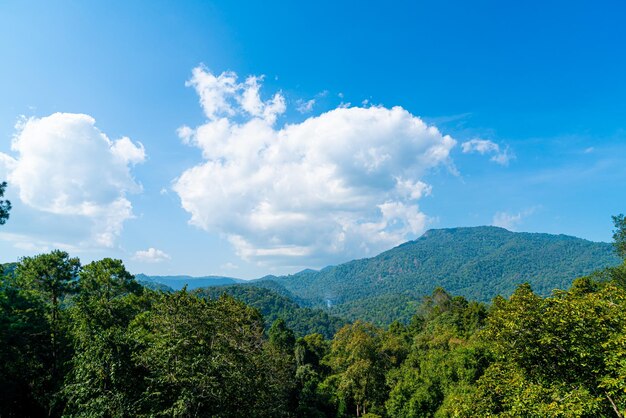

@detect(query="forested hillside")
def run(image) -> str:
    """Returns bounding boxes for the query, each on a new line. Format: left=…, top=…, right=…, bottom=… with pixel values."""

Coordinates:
left=271, top=226, right=620, bottom=306
left=134, top=273, right=243, bottom=290
left=138, top=227, right=621, bottom=326
left=195, top=285, right=346, bottom=338
left=2, top=249, right=626, bottom=417
left=2, top=219, right=626, bottom=417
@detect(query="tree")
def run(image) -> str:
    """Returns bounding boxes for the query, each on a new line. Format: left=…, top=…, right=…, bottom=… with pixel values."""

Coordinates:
left=0, top=272, right=50, bottom=417
left=132, top=291, right=287, bottom=417
left=63, top=259, right=146, bottom=416
left=15, top=250, right=81, bottom=416
left=613, top=214, right=626, bottom=259
left=293, top=334, right=334, bottom=417
left=471, top=281, right=626, bottom=416
left=324, top=321, right=389, bottom=417
left=269, top=318, right=296, bottom=353
left=385, top=289, right=489, bottom=418
left=0, top=181, right=10, bottom=225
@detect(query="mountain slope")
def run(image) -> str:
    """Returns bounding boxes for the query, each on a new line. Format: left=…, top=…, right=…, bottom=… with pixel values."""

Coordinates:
left=270, top=226, right=620, bottom=305
left=194, top=284, right=346, bottom=338
left=135, top=273, right=244, bottom=290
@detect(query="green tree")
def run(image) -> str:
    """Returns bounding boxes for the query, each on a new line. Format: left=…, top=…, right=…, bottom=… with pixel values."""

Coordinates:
left=0, top=272, right=50, bottom=417
left=293, top=334, right=334, bottom=417
left=132, top=290, right=287, bottom=417
left=385, top=289, right=489, bottom=418
left=63, top=258, right=147, bottom=416
left=269, top=318, right=296, bottom=352
left=14, top=250, right=80, bottom=416
left=469, top=281, right=626, bottom=417
left=324, top=321, right=389, bottom=417
left=613, top=214, right=626, bottom=259
left=0, top=181, right=11, bottom=225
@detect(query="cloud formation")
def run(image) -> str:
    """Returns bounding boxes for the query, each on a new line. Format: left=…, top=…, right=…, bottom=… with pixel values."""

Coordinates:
left=174, top=68, right=456, bottom=266
left=461, top=138, right=513, bottom=166
left=492, top=207, right=537, bottom=230
left=0, top=113, right=145, bottom=247
left=296, top=99, right=315, bottom=114
left=133, top=247, right=171, bottom=263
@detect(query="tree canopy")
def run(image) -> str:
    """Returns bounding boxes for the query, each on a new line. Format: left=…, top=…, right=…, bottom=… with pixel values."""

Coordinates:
left=0, top=181, right=11, bottom=225
left=1, top=216, right=626, bottom=417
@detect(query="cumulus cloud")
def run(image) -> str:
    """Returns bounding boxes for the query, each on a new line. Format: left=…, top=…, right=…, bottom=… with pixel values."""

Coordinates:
left=0, top=231, right=79, bottom=254
left=492, top=207, right=537, bottom=230
left=0, top=113, right=145, bottom=247
left=220, top=262, right=239, bottom=270
left=133, top=247, right=171, bottom=263
left=461, top=138, right=513, bottom=166
left=174, top=68, right=457, bottom=266
left=296, top=99, right=315, bottom=114
left=185, top=68, right=285, bottom=124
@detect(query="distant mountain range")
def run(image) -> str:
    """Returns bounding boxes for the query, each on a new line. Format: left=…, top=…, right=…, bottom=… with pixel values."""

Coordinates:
left=138, top=226, right=621, bottom=324
left=269, top=226, right=620, bottom=303
left=134, top=274, right=244, bottom=291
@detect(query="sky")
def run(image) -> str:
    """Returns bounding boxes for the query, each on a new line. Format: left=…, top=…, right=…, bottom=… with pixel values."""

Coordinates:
left=1, top=0, right=625, bottom=278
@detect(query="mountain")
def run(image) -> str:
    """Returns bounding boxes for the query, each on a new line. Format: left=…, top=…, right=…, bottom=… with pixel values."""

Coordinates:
left=134, top=226, right=621, bottom=325
left=134, top=273, right=244, bottom=290
left=269, top=226, right=621, bottom=308
left=194, top=284, right=346, bottom=338
left=137, top=280, right=174, bottom=292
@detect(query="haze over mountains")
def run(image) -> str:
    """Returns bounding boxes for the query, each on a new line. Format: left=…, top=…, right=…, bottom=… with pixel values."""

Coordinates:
left=139, top=226, right=620, bottom=324
left=135, top=274, right=244, bottom=291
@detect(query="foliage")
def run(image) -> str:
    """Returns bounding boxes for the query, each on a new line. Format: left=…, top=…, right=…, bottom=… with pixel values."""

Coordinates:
left=131, top=290, right=292, bottom=417
left=272, top=226, right=620, bottom=312
left=385, top=289, right=490, bottom=418
left=613, top=213, right=626, bottom=259
left=0, top=273, right=50, bottom=417
left=324, top=321, right=391, bottom=417
left=466, top=280, right=626, bottom=417
left=2, top=217, right=626, bottom=417
left=13, top=250, right=80, bottom=415
left=63, top=258, right=147, bottom=416
left=196, top=284, right=346, bottom=338
left=0, top=181, right=11, bottom=225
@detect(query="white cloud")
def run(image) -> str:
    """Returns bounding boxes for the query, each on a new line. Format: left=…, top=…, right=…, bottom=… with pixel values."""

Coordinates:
left=461, top=138, right=513, bottom=166
left=133, top=247, right=171, bottom=263
left=185, top=67, right=285, bottom=124
left=174, top=68, right=457, bottom=266
left=0, top=113, right=145, bottom=247
left=296, top=99, right=315, bottom=114
left=492, top=207, right=537, bottom=230
left=0, top=231, right=80, bottom=254
left=220, top=262, right=239, bottom=270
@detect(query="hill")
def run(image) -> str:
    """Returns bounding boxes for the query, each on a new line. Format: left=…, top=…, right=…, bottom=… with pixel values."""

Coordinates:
left=194, top=284, right=346, bottom=338
left=270, top=226, right=620, bottom=307
left=134, top=273, right=244, bottom=290
left=134, top=226, right=621, bottom=325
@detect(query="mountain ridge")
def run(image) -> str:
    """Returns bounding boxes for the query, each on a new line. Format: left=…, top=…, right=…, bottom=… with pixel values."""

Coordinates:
left=268, top=226, right=620, bottom=305
left=138, top=226, right=621, bottom=324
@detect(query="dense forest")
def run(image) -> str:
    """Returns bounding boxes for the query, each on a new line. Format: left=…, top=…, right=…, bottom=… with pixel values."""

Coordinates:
left=141, top=226, right=621, bottom=326
left=268, top=226, right=620, bottom=306
left=2, top=193, right=626, bottom=416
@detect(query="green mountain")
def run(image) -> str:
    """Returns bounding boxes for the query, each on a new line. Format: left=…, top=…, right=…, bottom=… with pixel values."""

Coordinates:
left=194, top=284, right=346, bottom=338
left=134, top=273, right=244, bottom=290
left=136, top=226, right=621, bottom=325
left=270, top=226, right=620, bottom=309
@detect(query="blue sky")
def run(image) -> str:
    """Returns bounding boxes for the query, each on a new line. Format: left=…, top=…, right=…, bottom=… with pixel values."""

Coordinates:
left=1, top=0, right=625, bottom=278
